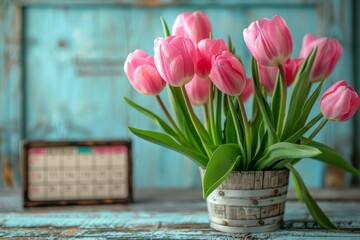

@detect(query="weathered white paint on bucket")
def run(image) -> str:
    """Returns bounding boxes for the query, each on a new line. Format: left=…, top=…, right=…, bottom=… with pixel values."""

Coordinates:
left=200, top=169, right=290, bottom=233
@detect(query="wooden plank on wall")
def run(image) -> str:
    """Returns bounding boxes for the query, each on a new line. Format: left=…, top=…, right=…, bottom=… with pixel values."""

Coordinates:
left=321, top=0, right=356, bottom=187
left=351, top=0, right=360, bottom=186
left=0, top=0, right=5, bottom=188
left=1, top=0, right=23, bottom=188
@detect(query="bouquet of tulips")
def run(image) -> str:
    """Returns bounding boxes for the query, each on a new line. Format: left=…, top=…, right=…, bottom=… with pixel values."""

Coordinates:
left=124, top=11, right=360, bottom=229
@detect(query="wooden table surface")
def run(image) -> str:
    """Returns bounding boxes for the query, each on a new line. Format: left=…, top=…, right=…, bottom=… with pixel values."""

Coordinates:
left=0, top=189, right=359, bottom=239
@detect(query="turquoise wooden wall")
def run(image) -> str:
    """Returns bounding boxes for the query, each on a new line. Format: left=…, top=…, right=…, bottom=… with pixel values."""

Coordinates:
left=0, top=0, right=358, bottom=189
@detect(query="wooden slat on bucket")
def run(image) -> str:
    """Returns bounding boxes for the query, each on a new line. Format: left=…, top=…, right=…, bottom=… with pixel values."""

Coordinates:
left=200, top=169, right=290, bottom=233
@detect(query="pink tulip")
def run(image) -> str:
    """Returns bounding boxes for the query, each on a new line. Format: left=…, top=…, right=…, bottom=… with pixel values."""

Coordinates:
left=209, top=51, right=246, bottom=96
left=258, top=58, right=302, bottom=94
left=320, top=80, right=360, bottom=122
left=172, top=11, right=212, bottom=43
left=300, top=34, right=343, bottom=82
left=154, top=36, right=196, bottom=87
left=243, top=15, right=292, bottom=67
left=185, top=74, right=210, bottom=105
left=124, top=50, right=166, bottom=95
left=258, top=64, right=278, bottom=95
left=196, top=38, right=228, bottom=79
left=284, top=58, right=303, bottom=87
left=241, top=77, right=254, bottom=102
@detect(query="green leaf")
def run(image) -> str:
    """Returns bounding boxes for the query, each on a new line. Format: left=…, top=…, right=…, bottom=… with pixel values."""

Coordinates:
left=224, top=114, right=237, bottom=144
left=160, top=16, right=171, bottom=37
left=308, top=140, right=360, bottom=178
left=287, top=164, right=337, bottom=229
left=253, top=129, right=268, bottom=163
left=292, top=81, right=324, bottom=135
left=253, top=142, right=321, bottom=170
left=250, top=107, right=264, bottom=158
left=124, top=97, right=178, bottom=138
left=282, top=49, right=317, bottom=140
left=271, top=73, right=281, bottom=131
left=251, top=57, right=277, bottom=144
left=273, top=158, right=295, bottom=169
left=227, top=35, right=236, bottom=54
left=168, top=86, right=205, bottom=154
left=291, top=172, right=304, bottom=201
left=203, top=144, right=241, bottom=198
left=285, top=113, right=323, bottom=144
left=129, top=127, right=208, bottom=167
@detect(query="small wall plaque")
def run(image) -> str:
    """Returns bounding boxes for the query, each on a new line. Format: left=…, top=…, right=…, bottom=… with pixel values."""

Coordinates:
left=23, top=140, right=132, bottom=207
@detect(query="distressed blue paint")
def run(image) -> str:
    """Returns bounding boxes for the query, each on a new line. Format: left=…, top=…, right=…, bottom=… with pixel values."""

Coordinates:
left=1, top=0, right=23, bottom=188
left=1, top=0, right=358, bottom=190
left=0, top=0, right=5, bottom=188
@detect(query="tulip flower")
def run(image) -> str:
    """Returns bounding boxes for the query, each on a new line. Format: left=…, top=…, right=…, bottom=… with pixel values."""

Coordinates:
left=124, top=50, right=166, bottom=95
left=283, top=58, right=303, bottom=87
left=243, top=15, right=292, bottom=67
left=258, top=58, right=302, bottom=95
left=241, top=77, right=254, bottom=102
left=257, top=64, right=279, bottom=95
left=185, top=74, right=210, bottom=106
left=172, top=11, right=212, bottom=43
left=320, top=80, right=360, bottom=122
left=209, top=51, right=246, bottom=96
left=300, top=34, right=343, bottom=82
left=154, top=36, right=196, bottom=87
left=196, top=38, right=228, bottom=79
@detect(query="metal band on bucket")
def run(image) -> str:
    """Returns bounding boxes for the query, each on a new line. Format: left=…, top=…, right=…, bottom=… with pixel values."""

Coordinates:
left=212, top=185, right=288, bottom=198
left=209, top=215, right=283, bottom=227
left=210, top=221, right=283, bottom=233
left=206, top=193, right=287, bottom=207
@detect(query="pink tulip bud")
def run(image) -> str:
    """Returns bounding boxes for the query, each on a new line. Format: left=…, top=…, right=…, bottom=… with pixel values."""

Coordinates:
left=154, top=36, right=196, bottom=87
left=172, top=11, right=212, bottom=43
left=124, top=50, right=166, bottom=96
left=300, top=34, right=342, bottom=82
left=185, top=74, right=210, bottom=106
left=320, top=80, right=360, bottom=122
left=241, top=77, right=254, bottom=102
left=196, top=38, right=228, bottom=79
left=209, top=51, right=247, bottom=96
left=258, top=58, right=302, bottom=95
left=243, top=15, right=293, bottom=66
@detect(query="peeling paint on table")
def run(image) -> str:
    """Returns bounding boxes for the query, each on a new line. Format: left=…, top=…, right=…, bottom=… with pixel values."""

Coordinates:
left=0, top=189, right=359, bottom=239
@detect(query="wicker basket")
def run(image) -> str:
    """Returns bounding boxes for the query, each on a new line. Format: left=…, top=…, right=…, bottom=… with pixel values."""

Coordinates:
left=200, top=168, right=290, bottom=233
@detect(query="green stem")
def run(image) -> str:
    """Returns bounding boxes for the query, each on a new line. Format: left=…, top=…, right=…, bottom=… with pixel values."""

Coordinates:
left=302, top=117, right=328, bottom=145
left=215, top=89, right=223, bottom=143
left=277, top=64, right=287, bottom=138
left=202, top=103, right=209, bottom=130
left=180, top=86, right=211, bottom=157
left=209, top=82, right=220, bottom=145
left=227, top=95, right=245, bottom=169
left=156, top=95, right=187, bottom=141
left=237, top=96, right=251, bottom=169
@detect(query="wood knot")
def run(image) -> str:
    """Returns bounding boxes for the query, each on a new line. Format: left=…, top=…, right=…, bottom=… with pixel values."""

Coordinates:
left=58, top=39, right=67, bottom=48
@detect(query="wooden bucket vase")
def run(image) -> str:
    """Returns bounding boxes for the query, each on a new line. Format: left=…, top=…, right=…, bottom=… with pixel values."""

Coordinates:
left=200, top=169, right=290, bottom=233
